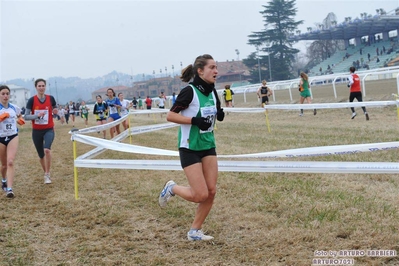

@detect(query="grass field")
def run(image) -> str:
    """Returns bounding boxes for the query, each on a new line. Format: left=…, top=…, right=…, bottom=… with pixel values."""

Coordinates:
left=1, top=79, right=399, bottom=265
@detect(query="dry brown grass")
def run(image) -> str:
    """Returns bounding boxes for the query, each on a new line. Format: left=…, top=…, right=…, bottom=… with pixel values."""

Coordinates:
left=1, top=79, right=399, bottom=265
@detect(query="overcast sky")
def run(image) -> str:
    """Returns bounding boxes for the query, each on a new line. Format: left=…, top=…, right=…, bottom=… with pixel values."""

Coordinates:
left=1, top=0, right=398, bottom=81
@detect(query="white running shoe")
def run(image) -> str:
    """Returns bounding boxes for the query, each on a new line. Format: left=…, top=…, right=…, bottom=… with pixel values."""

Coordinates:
left=6, top=189, right=14, bottom=198
left=44, top=174, right=52, bottom=184
left=158, top=180, right=175, bottom=207
left=351, top=112, right=357, bottom=119
left=187, top=229, right=214, bottom=241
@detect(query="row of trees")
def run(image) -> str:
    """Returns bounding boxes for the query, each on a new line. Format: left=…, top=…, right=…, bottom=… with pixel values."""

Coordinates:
left=243, top=0, right=342, bottom=82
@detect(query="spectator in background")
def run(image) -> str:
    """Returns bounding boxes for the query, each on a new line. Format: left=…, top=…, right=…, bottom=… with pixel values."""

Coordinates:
left=158, top=92, right=166, bottom=109
left=223, top=84, right=234, bottom=107
left=132, top=97, right=138, bottom=110
left=172, top=92, right=176, bottom=105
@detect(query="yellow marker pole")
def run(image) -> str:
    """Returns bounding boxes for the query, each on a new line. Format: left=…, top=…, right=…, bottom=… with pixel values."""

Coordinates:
left=263, top=104, right=271, bottom=133
left=72, top=135, right=79, bottom=200
left=265, top=110, right=271, bottom=133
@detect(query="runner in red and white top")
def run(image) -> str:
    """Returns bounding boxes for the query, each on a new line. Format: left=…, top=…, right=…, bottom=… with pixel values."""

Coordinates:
left=347, top=66, right=369, bottom=120
left=25, top=79, right=58, bottom=184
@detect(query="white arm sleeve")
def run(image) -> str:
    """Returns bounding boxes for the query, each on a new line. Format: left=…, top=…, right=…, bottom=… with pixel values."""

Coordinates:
left=348, top=75, right=354, bottom=85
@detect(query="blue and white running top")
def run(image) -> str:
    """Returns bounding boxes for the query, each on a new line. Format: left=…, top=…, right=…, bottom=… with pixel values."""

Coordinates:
left=0, top=103, right=21, bottom=137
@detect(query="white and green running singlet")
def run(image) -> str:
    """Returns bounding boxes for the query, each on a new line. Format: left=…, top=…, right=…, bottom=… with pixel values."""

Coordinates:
left=178, top=85, right=217, bottom=151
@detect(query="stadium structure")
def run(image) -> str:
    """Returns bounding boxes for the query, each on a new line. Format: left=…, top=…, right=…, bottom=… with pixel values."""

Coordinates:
left=289, top=7, right=399, bottom=76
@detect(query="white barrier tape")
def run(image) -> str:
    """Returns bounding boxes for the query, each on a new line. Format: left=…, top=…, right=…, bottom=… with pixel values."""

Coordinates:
left=263, top=101, right=397, bottom=110
left=73, top=134, right=179, bottom=156
left=73, top=129, right=398, bottom=159
left=129, top=109, right=169, bottom=114
left=218, top=142, right=399, bottom=158
left=68, top=114, right=129, bottom=134
left=74, top=159, right=399, bottom=174
left=130, top=122, right=178, bottom=135
left=75, top=130, right=129, bottom=160
left=222, top=107, right=265, bottom=113
left=74, top=123, right=178, bottom=160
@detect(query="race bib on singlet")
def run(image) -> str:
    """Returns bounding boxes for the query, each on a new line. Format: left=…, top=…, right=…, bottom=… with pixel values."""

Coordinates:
left=109, top=106, right=118, bottom=115
left=0, top=117, right=17, bottom=136
left=34, top=109, right=49, bottom=125
left=199, top=106, right=216, bottom=133
left=120, top=108, right=128, bottom=116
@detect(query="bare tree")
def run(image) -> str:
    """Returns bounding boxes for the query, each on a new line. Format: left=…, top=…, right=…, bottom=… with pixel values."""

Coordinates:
left=305, top=12, right=344, bottom=70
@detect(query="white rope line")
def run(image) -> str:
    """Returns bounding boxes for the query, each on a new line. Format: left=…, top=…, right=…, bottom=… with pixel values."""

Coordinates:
left=74, top=123, right=179, bottom=160
left=68, top=114, right=129, bottom=134
left=68, top=101, right=399, bottom=135
left=72, top=132, right=399, bottom=158
left=73, top=134, right=179, bottom=156
left=74, top=159, right=399, bottom=174
left=207, top=101, right=398, bottom=113
left=70, top=100, right=399, bottom=174
left=263, top=101, right=398, bottom=110
left=129, top=109, right=169, bottom=114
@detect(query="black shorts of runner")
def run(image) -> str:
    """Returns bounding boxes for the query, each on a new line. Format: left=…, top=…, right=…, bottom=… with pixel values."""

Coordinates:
left=261, top=96, right=269, bottom=103
left=0, top=134, right=18, bottom=146
left=159, top=106, right=165, bottom=109
left=349, top=91, right=363, bottom=102
left=179, top=147, right=217, bottom=168
left=32, top=128, right=55, bottom=158
left=96, top=117, right=107, bottom=122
